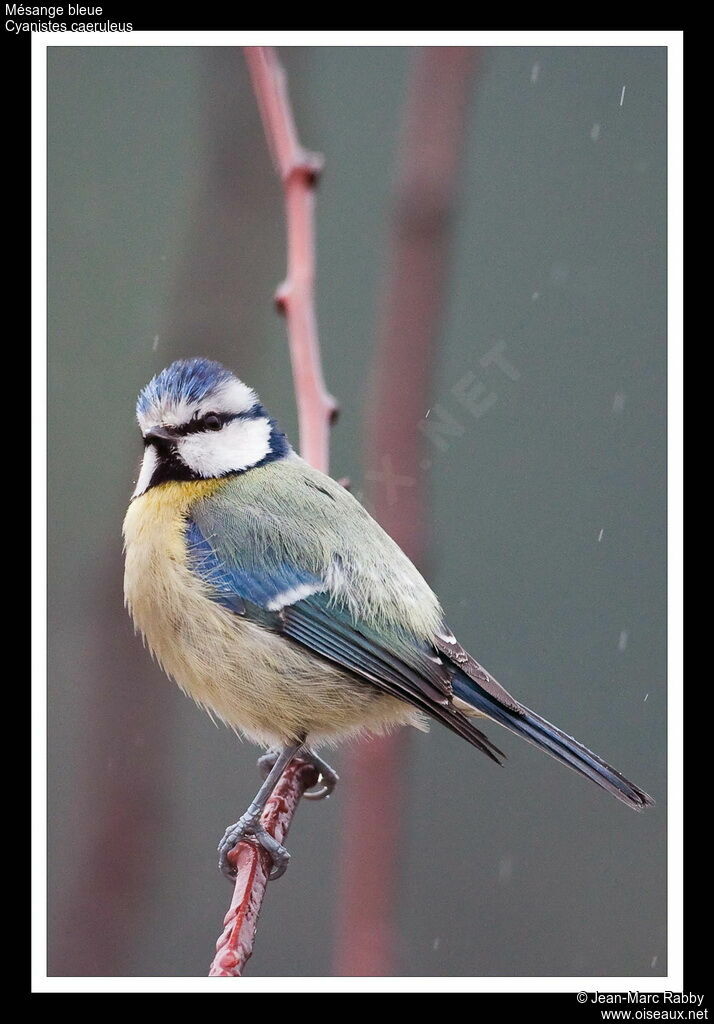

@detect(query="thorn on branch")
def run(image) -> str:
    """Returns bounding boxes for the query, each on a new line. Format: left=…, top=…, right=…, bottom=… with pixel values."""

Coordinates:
left=287, top=151, right=324, bottom=189
left=274, top=282, right=290, bottom=315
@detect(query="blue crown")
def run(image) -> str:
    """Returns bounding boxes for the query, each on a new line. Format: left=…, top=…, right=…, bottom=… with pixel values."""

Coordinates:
left=137, top=358, right=233, bottom=417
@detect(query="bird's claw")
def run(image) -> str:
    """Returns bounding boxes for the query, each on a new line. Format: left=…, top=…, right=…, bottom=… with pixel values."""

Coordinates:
left=302, top=753, right=339, bottom=800
left=218, top=814, right=291, bottom=882
left=257, top=748, right=339, bottom=801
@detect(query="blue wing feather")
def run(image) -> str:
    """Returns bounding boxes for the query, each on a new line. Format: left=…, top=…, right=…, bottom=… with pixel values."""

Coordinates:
left=186, top=519, right=320, bottom=612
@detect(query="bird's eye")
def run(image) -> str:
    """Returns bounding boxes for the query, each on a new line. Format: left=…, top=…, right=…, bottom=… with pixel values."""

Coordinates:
left=204, top=413, right=222, bottom=431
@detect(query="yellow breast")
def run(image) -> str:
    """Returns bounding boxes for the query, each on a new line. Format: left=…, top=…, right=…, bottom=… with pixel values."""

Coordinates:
left=123, top=478, right=225, bottom=554
left=122, top=479, right=227, bottom=668
left=122, top=478, right=254, bottom=726
left=122, top=477, right=228, bottom=636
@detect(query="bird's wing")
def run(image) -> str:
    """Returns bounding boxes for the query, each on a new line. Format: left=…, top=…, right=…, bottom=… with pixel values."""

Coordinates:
left=276, top=596, right=504, bottom=760
left=185, top=470, right=652, bottom=808
left=185, top=509, right=505, bottom=763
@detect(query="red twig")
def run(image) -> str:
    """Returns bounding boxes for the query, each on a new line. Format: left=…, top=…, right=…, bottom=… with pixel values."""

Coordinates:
left=245, top=45, right=337, bottom=474
left=208, top=46, right=335, bottom=978
left=334, top=46, right=478, bottom=977
left=209, top=760, right=319, bottom=976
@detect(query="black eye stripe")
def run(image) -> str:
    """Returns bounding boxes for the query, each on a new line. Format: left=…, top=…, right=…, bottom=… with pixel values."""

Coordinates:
left=174, top=411, right=237, bottom=436
left=146, top=404, right=266, bottom=440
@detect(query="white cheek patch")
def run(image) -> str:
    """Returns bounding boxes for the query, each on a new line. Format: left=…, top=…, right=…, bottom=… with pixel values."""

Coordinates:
left=178, top=416, right=273, bottom=477
left=132, top=447, right=158, bottom=497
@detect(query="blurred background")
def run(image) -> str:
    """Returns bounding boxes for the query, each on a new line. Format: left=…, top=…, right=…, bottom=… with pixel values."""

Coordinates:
left=48, top=45, right=667, bottom=977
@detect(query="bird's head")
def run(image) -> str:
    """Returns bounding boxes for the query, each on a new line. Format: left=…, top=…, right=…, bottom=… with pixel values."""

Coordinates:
left=132, top=358, right=290, bottom=497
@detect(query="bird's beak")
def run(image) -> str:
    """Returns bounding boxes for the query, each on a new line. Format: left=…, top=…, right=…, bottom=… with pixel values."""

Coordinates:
left=144, top=426, right=177, bottom=445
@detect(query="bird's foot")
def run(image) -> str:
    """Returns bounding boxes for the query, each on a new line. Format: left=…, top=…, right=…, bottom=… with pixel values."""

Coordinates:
left=217, top=812, right=291, bottom=882
left=257, top=747, right=339, bottom=801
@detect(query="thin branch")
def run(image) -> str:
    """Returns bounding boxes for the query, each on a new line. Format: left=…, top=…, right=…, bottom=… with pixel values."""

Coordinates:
left=245, top=45, right=337, bottom=474
left=209, top=760, right=319, bottom=976
left=334, top=46, right=478, bottom=977
left=208, top=45, right=335, bottom=977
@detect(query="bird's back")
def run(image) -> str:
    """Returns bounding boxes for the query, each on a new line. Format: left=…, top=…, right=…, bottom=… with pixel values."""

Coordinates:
left=190, top=454, right=445, bottom=643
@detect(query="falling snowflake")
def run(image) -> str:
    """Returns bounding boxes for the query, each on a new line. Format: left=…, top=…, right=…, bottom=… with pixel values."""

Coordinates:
left=498, top=854, right=514, bottom=883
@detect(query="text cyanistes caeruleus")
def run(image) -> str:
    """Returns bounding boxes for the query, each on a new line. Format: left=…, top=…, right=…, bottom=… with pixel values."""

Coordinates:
left=123, top=358, right=653, bottom=879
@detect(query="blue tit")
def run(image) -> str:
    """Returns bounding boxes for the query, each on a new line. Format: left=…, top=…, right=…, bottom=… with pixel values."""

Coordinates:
left=123, top=357, right=653, bottom=879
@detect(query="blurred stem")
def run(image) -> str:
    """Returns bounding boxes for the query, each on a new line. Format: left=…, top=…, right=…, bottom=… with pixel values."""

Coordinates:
left=334, top=46, right=479, bottom=977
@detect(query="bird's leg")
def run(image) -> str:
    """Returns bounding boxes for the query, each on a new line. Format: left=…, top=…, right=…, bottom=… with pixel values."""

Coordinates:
left=218, top=740, right=302, bottom=882
left=258, top=745, right=339, bottom=801
left=256, top=748, right=282, bottom=778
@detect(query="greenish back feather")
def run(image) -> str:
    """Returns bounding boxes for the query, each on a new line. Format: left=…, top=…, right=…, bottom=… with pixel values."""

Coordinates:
left=189, top=454, right=444, bottom=643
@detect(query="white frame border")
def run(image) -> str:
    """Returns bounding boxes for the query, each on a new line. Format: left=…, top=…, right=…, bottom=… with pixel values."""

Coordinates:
left=32, top=28, right=683, bottom=994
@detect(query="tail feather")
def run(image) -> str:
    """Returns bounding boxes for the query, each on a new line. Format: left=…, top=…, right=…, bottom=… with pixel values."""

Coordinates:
left=452, top=672, right=654, bottom=810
